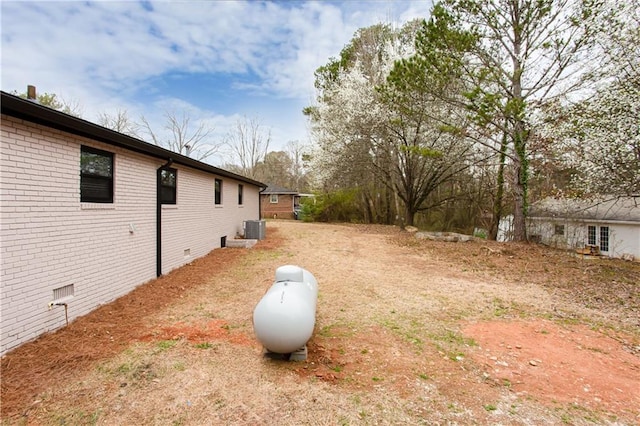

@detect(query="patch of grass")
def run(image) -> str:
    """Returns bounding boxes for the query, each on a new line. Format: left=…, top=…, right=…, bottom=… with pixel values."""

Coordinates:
left=331, top=365, right=343, bottom=373
left=317, top=322, right=355, bottom=338
left=418, top=373, right=430, bottom=380
left=555, top=401, right=611, bottom=425
left=446, top=402, right=463, bottom=413
left=492, top=297, right=512, bottom=317
left=156, top=339, right=178, bottom=352
left=195, top=342, right=213, bottom=349
left=53, top=409, right=101, bottom=426
left=173, top=362, right=186, bottom=371
left=428, top=329, right=476, bottom=362
left=372, top=376, right=383, bottom=382
left=380, top=318, right=425, bottom=349
left=484, top=404, right=497, bottom=412
left=116, top=362, right=133, bottom=374
left=450, top=352, right=465, bottom=362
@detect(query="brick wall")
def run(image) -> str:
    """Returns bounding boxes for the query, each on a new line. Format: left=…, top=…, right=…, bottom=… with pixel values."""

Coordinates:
left=0, top=115, right=260, bottom=355
left=161, top=168, right=260, bottom=273
left=260, top=194, right=295, bottom=219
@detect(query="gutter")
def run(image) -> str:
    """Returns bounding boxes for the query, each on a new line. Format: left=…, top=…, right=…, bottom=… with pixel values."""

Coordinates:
left=157, top=158, right=173, bottom=277
left=1, top=91, right=265, bottom=188
left=527, top=217, right=640, bottom=226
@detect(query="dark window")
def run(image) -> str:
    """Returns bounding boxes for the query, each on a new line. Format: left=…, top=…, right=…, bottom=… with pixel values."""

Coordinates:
left=270, top=194, right=278, bottom=203
left=215, top=179, right=222, bottom=205
left=238, top=184, right=243, bottom=205
left=160, top=168, right=177, bottom=204
left=599, top=226, right=609, bottom=252
left=588, top=225, right=596, bottom=246
left=587, top=225, right=596, bottom=246
left=80, top=146, right=113, bottom=203
left=554, top=224, right=565, bottom=236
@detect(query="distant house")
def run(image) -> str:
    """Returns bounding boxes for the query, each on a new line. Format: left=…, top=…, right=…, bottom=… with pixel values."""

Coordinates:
left=527, top=197, right=640, bottom=261
left=0, top=91, right=266, bottom=355
left=260, top=184, right=300, bottom=219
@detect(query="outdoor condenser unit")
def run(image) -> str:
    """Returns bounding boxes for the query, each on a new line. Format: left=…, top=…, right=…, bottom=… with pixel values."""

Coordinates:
left=244, top=220, right=266, bottom=240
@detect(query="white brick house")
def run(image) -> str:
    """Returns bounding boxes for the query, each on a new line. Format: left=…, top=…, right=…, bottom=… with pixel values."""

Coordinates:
left=0, top=91, right=265, bottom=355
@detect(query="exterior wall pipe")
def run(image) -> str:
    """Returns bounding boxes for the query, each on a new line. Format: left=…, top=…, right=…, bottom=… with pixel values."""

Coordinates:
left=253, top=265, right=318, bottom=354
left=156, top=158, right=173, bottom=277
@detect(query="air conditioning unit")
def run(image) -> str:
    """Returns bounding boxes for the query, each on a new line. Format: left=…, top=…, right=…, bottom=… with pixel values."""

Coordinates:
left=244, top=220, right=266, bottom=240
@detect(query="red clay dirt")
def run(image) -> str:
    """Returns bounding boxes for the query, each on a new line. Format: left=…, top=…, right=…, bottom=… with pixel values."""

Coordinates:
left=463, top=319, right=640, bottom=416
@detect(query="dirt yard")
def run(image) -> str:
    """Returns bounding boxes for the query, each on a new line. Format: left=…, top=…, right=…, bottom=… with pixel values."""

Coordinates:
left=2, top=221, right=639, bottom=425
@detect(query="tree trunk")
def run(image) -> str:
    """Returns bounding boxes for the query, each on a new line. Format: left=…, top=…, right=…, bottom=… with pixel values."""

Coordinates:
left=489, top=130, right=508, bottom=240
left=405, top=204, right=415, bottom=227
left=510, top=9, right=528, bottom=243
left=511, top=154, right=528, bottom=242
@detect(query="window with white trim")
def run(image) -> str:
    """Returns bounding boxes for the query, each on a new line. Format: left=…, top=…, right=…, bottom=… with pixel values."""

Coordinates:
left=554, top=224, right=565, bottom=236
left=599, top=226, right=609, bottom=252
left=270, top=194, right=278, bottom=203
left=588, top=225, right=596, bottom=246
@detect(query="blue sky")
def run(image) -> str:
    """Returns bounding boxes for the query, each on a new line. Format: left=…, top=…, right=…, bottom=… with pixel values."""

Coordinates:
left=1, top=1, right=431, bottom=164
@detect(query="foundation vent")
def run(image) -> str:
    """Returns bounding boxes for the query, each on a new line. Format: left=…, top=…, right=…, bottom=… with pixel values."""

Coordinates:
left=53, top=284, right=74, bottom=301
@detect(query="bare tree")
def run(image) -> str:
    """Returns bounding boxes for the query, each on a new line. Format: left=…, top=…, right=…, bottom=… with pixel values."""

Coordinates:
left=224, top=116, right=271, bottom=179
left=97, top=109, right=139, bottom=137
left=140, top=111, right=222, bottom=161
left=285, top=140, right=312, bottom=191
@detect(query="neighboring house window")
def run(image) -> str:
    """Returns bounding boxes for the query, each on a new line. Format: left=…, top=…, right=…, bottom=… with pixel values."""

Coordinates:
left=270, top=194, right=278, bottom=203
left=588, top=225, right=596, bottom=246
left=554, top=224, right=565, bottom=236
left=215, top=179, right=222, bottom=205
left=80, top=146, right=114, bottom=203
left=160, top=168, right=177, bottom=204
left=238, top=184, right=243, bottom=205
left=599, top=226, right=609, bottom=252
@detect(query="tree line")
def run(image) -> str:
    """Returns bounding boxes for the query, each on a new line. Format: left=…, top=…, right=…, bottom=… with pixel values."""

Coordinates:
left=304, top=0, right=639, bottom=240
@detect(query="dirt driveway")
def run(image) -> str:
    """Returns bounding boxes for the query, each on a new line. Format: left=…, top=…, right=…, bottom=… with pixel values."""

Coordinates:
left=2, top=221, right=639, bottom=425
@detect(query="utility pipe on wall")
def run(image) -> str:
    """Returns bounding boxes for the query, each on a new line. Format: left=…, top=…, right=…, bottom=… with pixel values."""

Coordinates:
left=156, top=158, right=173, bottom=277
left=48, top=301, right=69, bottom=326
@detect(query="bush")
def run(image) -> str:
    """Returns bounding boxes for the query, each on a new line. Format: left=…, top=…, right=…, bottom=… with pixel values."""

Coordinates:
left=300, top=189, right=361, bottom=223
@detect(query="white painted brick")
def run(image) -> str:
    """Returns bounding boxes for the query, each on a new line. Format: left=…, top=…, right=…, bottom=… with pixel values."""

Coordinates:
left=1, top=115, right=261, bottom=355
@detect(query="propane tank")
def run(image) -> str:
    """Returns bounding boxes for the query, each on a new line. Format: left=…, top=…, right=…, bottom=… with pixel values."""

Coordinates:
left=253, top=265, right=318, bottom=354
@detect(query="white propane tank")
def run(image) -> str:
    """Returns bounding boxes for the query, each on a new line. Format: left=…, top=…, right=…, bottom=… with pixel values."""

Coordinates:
left=252, top=265, right=318, bottom=354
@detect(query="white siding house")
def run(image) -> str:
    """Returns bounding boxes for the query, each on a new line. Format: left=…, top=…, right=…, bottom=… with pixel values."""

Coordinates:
left=527, top=197, right=640, bottom=261
left=0, top=92, right=265, bottom=355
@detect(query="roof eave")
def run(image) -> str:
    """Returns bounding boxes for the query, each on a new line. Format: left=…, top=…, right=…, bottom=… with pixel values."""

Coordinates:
left=1, top=91, right=266, bottom=188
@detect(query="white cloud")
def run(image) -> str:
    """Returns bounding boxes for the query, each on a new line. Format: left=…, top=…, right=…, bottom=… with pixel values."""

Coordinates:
left=1, top=1, right=432, bottom=152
